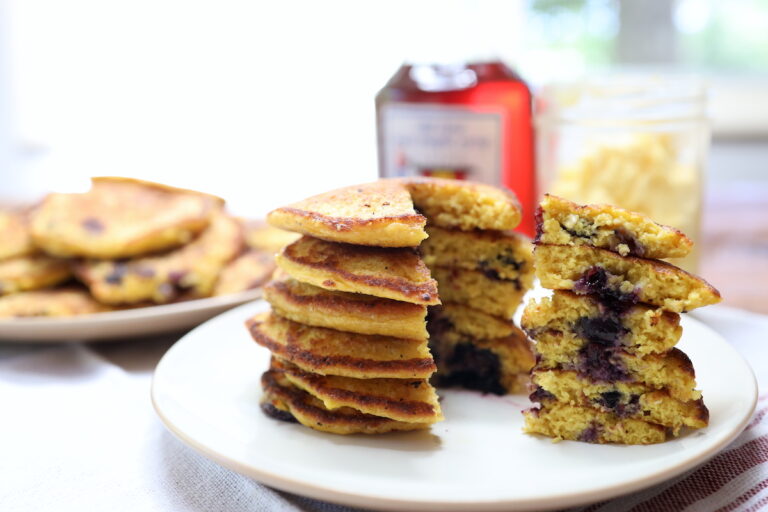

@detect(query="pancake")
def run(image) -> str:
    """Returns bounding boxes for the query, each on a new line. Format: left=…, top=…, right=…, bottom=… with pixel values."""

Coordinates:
left=0, top=287, right=112, bottom=317
left=535, top=194, right=692, bottom=259
left=0, top=255, right=72, bottom=295
left=428, top=303, right=518, bottom=340
left=534, top=244, right=721, bottom=312
left=535, top=343, right=700, bottom=402
left=267, top=180, right=428, bottom=247
left=523, top=402, right=667, bottom=444
left=264, top=275, right=427, bottom=339
left=0, top=209, right=35, bottom=260
left=272, top=359, right=442, bottom=424
left=428, top=317, right=534, bottom=395
left=76, top=211, right=243, bottom=304
left=402, top=177, right=522, bottom=231
left=244, top=220, right=301, bottom=253
left=276, top=236, right=439, bottom=305
left=521, top=291, right=682, bottom=357
left=213, top=249, right=274, bottom=296
left=30, top=176, right=223, bottom=259
left=246, top=312, right=434, bottom=379
left=261, top=370, right=429, bottom=435
left=429, top=266, right=530, bottom=318
left=420, top=226, right=533, bottom=281
left=531, top=369, right=708, bottom=435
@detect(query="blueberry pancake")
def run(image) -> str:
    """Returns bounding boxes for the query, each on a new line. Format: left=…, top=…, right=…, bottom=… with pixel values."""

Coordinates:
left=271, top=358, right=442, bottom=424
left=534, top=244, right=721, bottom=313
left=261, top=369, right=431, bottom=435
left=0, top=209, right=35, bottom=260
left=428, top=303, right=518, bottom=340
left=0, top=287, right=111, bottom=318
left=213, top=249, right=274, bottom=296
left=76, top=211, right=243, bottom=304
left=530, top=369, right=708, bottom=435
left=0, top=255, right=72, bottom=295
left=263, top=275, right=428, bottom=339
left=31, top=176, right=223, bottom=259
left=267, top=180, right=428, bottom=248
left=521, top=291, right=682, bottom=357
left=535, top=194, right=692, bottom=259
left=420, top=226, right=533, bottom=281
left=276, top=236, right=439, bottom=305
left=247, top=312, right=435, bottom=379
left=429, top=266, right=531, bottom=318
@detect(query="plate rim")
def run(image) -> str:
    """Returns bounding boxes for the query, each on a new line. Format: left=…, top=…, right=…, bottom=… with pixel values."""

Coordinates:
left=151, top=302, right=759, bottom=511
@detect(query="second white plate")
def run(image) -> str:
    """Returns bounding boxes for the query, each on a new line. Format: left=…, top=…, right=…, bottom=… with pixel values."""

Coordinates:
left=152, top=301, right=757, bottom=511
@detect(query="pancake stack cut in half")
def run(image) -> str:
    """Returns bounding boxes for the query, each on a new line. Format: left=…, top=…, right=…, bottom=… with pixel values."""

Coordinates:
left=250, top=177, right=536, bottom=434
left=522, top=194, right=721, bottom=445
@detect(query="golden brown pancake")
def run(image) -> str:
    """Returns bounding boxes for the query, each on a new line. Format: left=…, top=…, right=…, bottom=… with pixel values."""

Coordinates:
left=0, top=209, right=35, bottom=260
left=428, top=302, right=518, bottom=340
left=429, top=266, right=529, bottom=318
left=76, top=211, right=243, bottom=304
left=264, top=275, right=427, bottom=339
left=403, top=177, right=522, bottom=231
left=0, top=255, right=72, bottom=295
left=276, top=236, right=439, bottom=305
left=213, top=249, right=274, bottom=296
left=267, top=180, right=428, bottom=247
left=261, top=370, right=430, bottom=434
left=31, top=176, right=223, bottom=259
left=272, top=359, right=442, bottom=424
left=534, top=244, right=721, bottom=313
left=0, top=287, right=112, bottom=318
left=246, top=312, right=435, bottom=379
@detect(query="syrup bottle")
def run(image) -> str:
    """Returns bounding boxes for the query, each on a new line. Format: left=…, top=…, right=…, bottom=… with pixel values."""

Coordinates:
left=376, top=59, right=536, bottom=237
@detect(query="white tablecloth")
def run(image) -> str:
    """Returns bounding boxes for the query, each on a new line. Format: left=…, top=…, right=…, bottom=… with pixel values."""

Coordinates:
left=1, top=305, right=766, bottom=512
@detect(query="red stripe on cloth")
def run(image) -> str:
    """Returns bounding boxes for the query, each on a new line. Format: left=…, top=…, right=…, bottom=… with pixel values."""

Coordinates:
left=628, top=435, right=768, bottom=512
left=715, top=478, right=768, bottom=512
left=746, top=406, right=768, bottom=431
left=744, top=493, right=768, bottom=512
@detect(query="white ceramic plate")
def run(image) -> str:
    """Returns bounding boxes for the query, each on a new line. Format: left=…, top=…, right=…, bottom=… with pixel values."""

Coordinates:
left=0, top=290, right=261, bottom=342
left=152, top=301, right=757, bottom=511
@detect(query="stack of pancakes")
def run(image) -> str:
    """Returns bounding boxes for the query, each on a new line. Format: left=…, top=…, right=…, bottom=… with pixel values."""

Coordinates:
left=247, top=177, right=536, bottom=434
left=521, top=195, right=722, bottom=444
left=0, top=177, right=284, bottom=318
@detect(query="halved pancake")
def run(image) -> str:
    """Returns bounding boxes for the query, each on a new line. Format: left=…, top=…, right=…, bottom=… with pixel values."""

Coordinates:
left=535, top=342, right=700, bottom=402
left=261, top=370, right=429, bottom=434
left=267, top=180, right=427, bottom=247
left=420, top=226, right=533, bottom=281
left=429, top=266, right=530, bottom=318
left=535, top=194, right=692, bottom=259
left=213, top=249, right=274, bottom=296
left=534, top=244, right=721, bottom=312
left=523, top=402, right=667, bottom=444
left=428, top=318, right=534, bottom=395
left=521, top=291, right=682, bottom=356
left=276, top=236, right=439, bottom=305
left=244, top=220, right=301, bottom=253
left=428, top=303, right=518, bottom=340
left=76, top=211, right=243, bottom=304
left=272, top=359, right=442, bottom=424
left=0, top=209, right=35, bottom=260
left=264, top=275, right=427, bottom=339
left=246, top=312, right=435, bottom=379
left=31, top=176, right=223, bottom=259
left=0, top=255, right=72, bottom=295
left=0, top=287, right=112, bottom=317
left=531, top=369, right=708, bottom=435
left=403, top=177, right=522, bottom=231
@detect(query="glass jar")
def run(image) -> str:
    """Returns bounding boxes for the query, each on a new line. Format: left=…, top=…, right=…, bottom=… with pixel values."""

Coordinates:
left=535, top=75, right=709, bottom=272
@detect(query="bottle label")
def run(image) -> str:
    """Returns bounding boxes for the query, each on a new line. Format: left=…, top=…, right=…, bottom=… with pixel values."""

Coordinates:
left=378, top=102, right=503, bottom=184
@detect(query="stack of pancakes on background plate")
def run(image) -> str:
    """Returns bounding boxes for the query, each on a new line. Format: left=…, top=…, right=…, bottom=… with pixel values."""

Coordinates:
left=247, top=177, right=536, bottom=435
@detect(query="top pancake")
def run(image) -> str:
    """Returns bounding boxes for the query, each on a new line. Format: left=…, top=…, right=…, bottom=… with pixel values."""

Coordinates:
left=31, top=177, right=223, bottom=259
left=267, top=177, right=523, bottom=247
left=267, top=180, right=427, bottom=247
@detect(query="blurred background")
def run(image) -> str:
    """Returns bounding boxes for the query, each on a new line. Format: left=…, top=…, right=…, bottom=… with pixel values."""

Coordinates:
left=0, top=0, right=766, bottom=311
